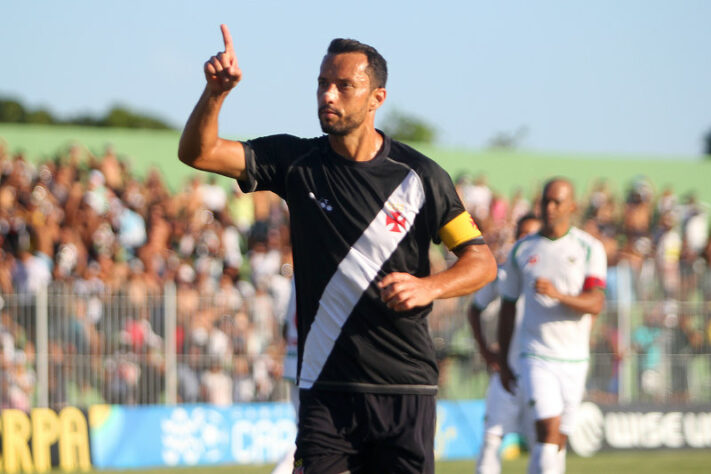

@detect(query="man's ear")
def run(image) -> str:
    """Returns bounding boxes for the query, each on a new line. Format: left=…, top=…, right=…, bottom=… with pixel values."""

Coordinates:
left=369, top=88, right=387, bottom=112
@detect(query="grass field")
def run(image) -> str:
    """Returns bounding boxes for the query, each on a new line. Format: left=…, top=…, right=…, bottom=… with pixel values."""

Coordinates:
left=46, top=450, right=711, bottom=473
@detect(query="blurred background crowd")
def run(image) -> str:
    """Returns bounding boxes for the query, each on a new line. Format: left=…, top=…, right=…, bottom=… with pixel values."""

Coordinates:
left=0, top=140, right=710, bottom=412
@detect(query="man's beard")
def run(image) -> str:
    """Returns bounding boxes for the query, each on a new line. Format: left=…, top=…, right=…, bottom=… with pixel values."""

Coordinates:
left=320, top=120, right=352, bottom=136
left=318, top=108, right=366, bottom=136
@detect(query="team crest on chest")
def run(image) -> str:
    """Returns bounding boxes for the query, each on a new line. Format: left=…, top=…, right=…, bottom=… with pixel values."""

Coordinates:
left=386, top=211, right=407, bottom=232
left=384, top=200, right=410, bottom=233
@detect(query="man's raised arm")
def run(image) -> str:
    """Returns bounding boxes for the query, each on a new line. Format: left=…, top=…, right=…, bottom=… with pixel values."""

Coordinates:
left=178, top=24, right=247, bottom=180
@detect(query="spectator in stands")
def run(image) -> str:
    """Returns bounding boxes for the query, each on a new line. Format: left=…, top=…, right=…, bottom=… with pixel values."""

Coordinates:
left=654, top=211, right=682, bottom=299
left=622, top=178, right=652, bottom=239
left=633, top=307, right=664, bottom=401
left=233, top=354, right=256, bottom=403
left=680, top=193, right=708, bottom=299
left=669, top=308, right=704, bottom=403
left=177, top=343, right=202, bottom=403
left=200, top=175, right=228, bottom=213
left=201, top=356, right=232, bottom=406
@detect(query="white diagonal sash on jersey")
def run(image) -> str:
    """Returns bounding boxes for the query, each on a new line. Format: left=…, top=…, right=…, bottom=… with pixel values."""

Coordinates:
left=299, top=169, right=426, bottom=389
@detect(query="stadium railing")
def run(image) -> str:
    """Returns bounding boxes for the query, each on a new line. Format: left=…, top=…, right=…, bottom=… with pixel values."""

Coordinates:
left=0, top=261, right=709, bottom=410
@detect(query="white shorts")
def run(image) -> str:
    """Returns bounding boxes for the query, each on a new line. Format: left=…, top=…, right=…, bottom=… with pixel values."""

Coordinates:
left=483, top=372, right=533, bottom=442
left=519, top=356, right=588, bottom=435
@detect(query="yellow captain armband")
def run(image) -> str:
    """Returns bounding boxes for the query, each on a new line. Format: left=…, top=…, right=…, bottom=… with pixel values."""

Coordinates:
left=439, top=211, right=483, bottom=251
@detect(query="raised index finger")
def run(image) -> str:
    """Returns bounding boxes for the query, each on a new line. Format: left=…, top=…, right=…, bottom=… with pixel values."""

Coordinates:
left=220, top=24, right=234, bottom=52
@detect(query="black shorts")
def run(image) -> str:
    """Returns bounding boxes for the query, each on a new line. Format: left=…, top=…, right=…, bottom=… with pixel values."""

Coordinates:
left=294, top=389, right=435, bottom=474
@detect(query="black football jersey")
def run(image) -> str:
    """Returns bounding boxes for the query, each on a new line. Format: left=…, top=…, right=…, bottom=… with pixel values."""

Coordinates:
left=239, top=132, right=483, bottom=394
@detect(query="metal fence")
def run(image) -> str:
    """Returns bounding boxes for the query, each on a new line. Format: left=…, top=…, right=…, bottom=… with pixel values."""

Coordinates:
left=0, top=281, right=290, bottom=411
left=1, top=262, right=710, bottom=410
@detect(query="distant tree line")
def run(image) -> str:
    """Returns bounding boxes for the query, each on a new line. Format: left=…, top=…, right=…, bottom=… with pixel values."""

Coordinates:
left=0, top=97, right=173, bottom=130
left=380, top=109, right=437, bottom=144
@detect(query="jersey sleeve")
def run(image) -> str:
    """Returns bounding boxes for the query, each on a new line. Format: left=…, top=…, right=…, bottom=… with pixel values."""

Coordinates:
left=498, top=245, right=522, bottom=301
left=583, top=238, right=608, bottom=291
left=424, top=162, right=484, bottom=250
left=471, top=275, right=499, bottom=310
left=237, top=134, right=315, bottom=199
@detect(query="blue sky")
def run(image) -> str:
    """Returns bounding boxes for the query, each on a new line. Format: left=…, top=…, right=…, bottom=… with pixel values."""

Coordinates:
left=2, top=1, right=710, bottom=158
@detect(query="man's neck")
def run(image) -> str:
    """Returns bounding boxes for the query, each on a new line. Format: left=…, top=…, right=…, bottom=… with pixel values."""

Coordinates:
left=328, top=127, right=383, bottom=162
left=541, top=223, right=571, bottom=239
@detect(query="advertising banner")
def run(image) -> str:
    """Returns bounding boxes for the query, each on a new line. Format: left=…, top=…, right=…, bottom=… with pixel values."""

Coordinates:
left=0, top=407, right=92, bottom=474
left=435, top=400, right=486, bottom=459
left=569, top=402, right=711, bottom=457
left=88, top=400, right=489, bottom=469
left=89, top=403, right=297, bottom=469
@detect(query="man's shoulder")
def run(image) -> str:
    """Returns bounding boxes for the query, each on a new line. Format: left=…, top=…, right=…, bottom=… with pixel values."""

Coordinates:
left=245, top=133, right=324, bottom=149
left=511, top=232, right=541, bottom=257
left=568, top=227, right=604, bottom=249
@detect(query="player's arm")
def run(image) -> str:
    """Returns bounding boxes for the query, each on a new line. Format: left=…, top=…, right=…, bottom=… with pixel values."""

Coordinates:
left=496, top=243, right=523, bottom=394
left=497, top=298, right=517, bottom=393
left=535, top=238, right=607, bottom=316
left=468, top=302, right=499, bottom=370
left=178, top=24, right=247, bottom=180
left=535, top=279, right=605, bottom=315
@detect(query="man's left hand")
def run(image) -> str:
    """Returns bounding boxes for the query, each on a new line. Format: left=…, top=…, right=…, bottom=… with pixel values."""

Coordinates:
left=535, top=277, right=561, bottom=300
left=378, top=273, right=437, bottom=311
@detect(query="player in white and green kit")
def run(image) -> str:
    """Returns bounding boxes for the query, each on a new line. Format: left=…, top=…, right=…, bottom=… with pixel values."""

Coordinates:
left=469, top=214, right=541, bottom=474
left=498, top=178, right=607, bottom=474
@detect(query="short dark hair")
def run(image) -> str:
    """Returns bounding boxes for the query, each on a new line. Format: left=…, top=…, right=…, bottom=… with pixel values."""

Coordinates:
left=327, top=38, right=388, bottom=89
left=515, top=212, right=541, bottom=239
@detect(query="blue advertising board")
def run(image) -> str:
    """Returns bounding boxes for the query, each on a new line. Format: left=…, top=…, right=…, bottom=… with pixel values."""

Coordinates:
left=89, top=400, right=488, bottom=469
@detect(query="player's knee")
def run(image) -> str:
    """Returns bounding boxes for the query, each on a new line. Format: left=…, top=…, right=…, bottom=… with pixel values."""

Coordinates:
left=535, top=417, right=561, bottom=444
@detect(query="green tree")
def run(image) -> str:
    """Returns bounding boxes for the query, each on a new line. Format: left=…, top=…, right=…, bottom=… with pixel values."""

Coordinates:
left=486, top=126, right=528, bottom=150
left=0, top=99, right=27, bottom=123
left=100, top=105, right=171, bottom=129
left=25, top=108, right=55, bottom=125
left=380, top=109, right=437, bottom=144
left=0, top=96, right=173, bottom=129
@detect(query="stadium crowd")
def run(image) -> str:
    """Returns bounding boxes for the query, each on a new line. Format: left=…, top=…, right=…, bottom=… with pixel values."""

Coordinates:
left=0, top=140, right=710, bottom=411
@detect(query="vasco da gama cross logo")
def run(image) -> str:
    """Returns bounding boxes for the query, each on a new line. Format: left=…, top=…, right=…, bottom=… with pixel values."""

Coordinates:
left=384, top=201, right=409, bottom=233
left=386, top=211, right=407, bottom=232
